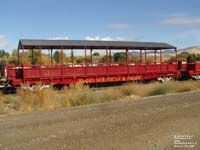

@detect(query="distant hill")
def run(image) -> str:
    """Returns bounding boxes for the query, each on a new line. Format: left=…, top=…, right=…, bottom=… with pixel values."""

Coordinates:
left=127, top=46, right=200, bottom=55
left=178, top=46, right=200, bottom=54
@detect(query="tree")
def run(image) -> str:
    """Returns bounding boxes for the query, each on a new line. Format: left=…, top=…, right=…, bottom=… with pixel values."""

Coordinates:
left=168, top=52, right=200, bottom=62
left=0, top=49, right=10, bottom=77
left=129, top=54, right=140, bottom=63
left=168, top=56, right=176, bottom=62
left=8, top=49, right=18, bottom=64
left=98, top=55, right=106, bottom=63
left=114, top=52, right=126, bottom=62
left=0, top=59, right=7, bottom=77
left=76, top=57, right=84, bottom=64
left=178, top=52, right=190, bottom=61
left=28, top=50, right=39, bottom=64
left=187, top=54, right=196, bottom=62
left=196, top=54, right=200, bottom=61
left=0, top=49, right=10, bottom=62
left=53, top=51, right=61, bottom=64
left=93, top=52, right=100, bottom=56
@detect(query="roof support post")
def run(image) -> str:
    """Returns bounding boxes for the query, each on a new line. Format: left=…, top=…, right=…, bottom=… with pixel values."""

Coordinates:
left=31, top=48, right=34, bottom=65
left=61, top=46, right=64, bottom=65
left=140, top=50, right=142, bottom=63
left=126, top=48, right=129, bottom=65
left=106, top=47, right=108, bottom=65
left=145, top=49, right=147, bottom=64
left=126, top=48, right=130, bottom=75
left=175, top=48, right=178, bottom=62
left=50, top=49, right=53, bottom=65
left=160, top=49, right=162, bottom=72
left=154, top=50, right=157, bottom=64
left=71, top=49, right=74, bottom=67
left=39, top=46, right=42, bottom=65
left=22, top=46, right=24, bottom=65
left=84, top=47, right=87, bottom=65
left=17, top=48, right=20, bottom=65
left=90, top=49, right=93, bottom=65
left=109, top=49, right=112, bottom=63
left=160, top=49, right=162, bottom=64
left=145, top=49, right=147, bottom=73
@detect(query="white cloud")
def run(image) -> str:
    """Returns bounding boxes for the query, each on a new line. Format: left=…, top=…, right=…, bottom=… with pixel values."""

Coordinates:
left=48, top=36, right=143, bottom=42
left=85, top=36, right=143, bottom=41
left=49, top=36, right=69, bottom=40
left=161, top=13, right=200, bottom=25
left=106, top=23, right=130, bottom=29
left=0, top=35, right=8, bottom=48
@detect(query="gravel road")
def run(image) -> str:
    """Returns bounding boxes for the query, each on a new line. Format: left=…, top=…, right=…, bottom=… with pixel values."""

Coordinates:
left=0, top=91, right=200, bottom=150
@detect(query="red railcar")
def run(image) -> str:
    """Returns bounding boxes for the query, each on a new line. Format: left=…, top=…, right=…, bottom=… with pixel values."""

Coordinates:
left=6, top=39, right=180, bottom=87
left=179, top=62, right=200, bottom=79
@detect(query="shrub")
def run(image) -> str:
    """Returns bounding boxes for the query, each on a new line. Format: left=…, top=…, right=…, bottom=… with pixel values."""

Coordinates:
left=147, top=86, right=167, bottom=96
left=0, top=80, right=200, bottom=115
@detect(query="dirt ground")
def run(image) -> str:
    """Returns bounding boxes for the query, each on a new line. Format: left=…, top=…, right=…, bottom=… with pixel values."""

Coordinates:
left=0, top=90, right=199, bottom=150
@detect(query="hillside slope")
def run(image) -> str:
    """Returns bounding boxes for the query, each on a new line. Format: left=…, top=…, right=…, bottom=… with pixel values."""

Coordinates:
left=179, top=46, right=200, bottom=54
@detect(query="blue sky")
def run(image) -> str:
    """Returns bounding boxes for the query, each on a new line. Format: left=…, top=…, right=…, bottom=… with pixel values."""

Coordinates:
left=0, top=0, right=200, bottom=52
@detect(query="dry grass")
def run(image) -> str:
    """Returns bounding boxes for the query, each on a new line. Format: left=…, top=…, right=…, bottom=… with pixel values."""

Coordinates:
left=0, top=94, right=4, bottom=114
left=15, top=83, right=124, bottom=112
left=64, top=84, right=122, bottom=106
left=0, top=80, right=200, bottom=114
left=120, top=80, right=200, bottom=97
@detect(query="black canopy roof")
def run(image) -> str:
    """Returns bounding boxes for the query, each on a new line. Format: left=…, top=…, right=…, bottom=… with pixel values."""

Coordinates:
left=18, top=39, right=176, bottom=50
